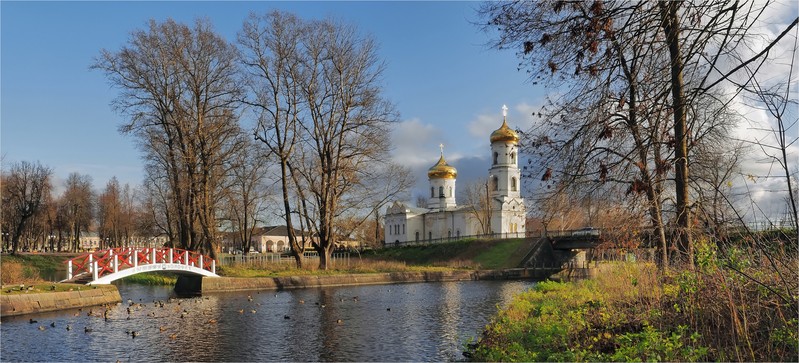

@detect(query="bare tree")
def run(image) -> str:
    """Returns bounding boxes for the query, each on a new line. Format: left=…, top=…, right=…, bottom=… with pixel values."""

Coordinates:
left=240, top=12, right=403, bottom=269
left=1, top=161, right=52, bottom=254
left=239, top=11, right=309, bottom=267
left=461, top=178, right=493, bottom=235
left=61, top=172, right=94, bottom=252
left=98, top=177, right=122, bottom=248
left=222, top=137, right=271, bottom=255
left=479, top=0, right=795, bottom=268
left=94, top=18, right=243, bottom=258
left=292, top=17, right=399, bottom=270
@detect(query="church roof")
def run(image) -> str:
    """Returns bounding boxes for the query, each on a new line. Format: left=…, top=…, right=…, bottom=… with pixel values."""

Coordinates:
left=427, top=153, right=457, bottom=179
left=490, top=119, right=520, bottom=144
left=490, top=105, right=519, bottom=144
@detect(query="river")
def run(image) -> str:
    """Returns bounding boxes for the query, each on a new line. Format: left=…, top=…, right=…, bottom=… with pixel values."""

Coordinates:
left=1, top=280, right=533, bottom=362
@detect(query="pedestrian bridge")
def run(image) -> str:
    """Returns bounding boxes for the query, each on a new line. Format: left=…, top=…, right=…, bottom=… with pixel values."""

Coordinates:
left=61, top=247, right=218, bottom=285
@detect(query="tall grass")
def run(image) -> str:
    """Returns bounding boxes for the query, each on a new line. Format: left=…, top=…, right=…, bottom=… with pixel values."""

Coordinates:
left=467, top=242, right=798, bottom=361
left=1, top=260, right=43, bottom=285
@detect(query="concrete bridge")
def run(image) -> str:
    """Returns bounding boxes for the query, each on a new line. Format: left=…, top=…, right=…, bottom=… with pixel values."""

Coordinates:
left=519, top=229, right=605, bottom=271
left=61, top=247, right=218, bottom=285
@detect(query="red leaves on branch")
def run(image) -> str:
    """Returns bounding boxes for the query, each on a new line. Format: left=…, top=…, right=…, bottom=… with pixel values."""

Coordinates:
left=599, top=163, right=608, bottom=183
left=542, top=167, right=553, bottom=181
left=626, top=179, right=648, bottom=195
left=548, top=60, right=558, bottom=73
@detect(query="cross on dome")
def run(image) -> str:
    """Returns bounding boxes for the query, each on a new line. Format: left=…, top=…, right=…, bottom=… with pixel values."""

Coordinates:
left=439, top=143, right=444, bottom=155
left=502, top=104, right=508, bottom=118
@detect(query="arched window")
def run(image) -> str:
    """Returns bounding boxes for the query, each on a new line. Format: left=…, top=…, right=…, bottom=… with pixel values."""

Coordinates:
left=430, top=187, right=434, bottom=198
left=493, top=152, right=498, bottom=165
left=428, top=232, right=432, bottom=241
left=447, top=230, right=452, bottom=238
left=438, top=186, right=444, bottom=197
left=402, top=224, right=405, bottom=234
left=415, top=232, right=419, bottom=241
left=448, top=187, right=453, bottom=197
left=511, top=177, right=517, bottom=192
left=510, top=151, right=516, bottom=164
left=456, top=230, right=460, bottom=238
left=492, top=176, right=499, bottom=191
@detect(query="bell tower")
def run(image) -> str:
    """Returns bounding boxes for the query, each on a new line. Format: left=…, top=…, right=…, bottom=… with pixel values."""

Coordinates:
left=489, top=105, right=521, bottom=199
left=427, top=144, right=457, bottom=210
left=488, top=105, right=526, bottom=236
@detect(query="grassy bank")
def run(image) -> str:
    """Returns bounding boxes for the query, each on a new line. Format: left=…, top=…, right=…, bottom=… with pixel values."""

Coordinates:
left=2, top=238, right=532, bottom=284
left=364, top=238, right=529, bottom=269
left=0, top=254, right=73, bottom=285
left=467, top=242, right=798, bottom=361
left=117, top=272, right=178, bottom=285
left=219, top=238, right=529, bottom=277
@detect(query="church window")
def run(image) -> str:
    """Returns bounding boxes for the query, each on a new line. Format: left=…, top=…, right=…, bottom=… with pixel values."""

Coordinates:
left=428, top=232, right=432, bottom=241
left=439, top=186, right=444, bottom=197
left=448, top=230, right=451, bottom=238
left=510, top=152, right=516, bottom=164
left=448, top=187, right=453, bottom=197
left=402, top=224, right=405, bottom=234
left=493, top=152, right=498, bottom=165
left=415, top=232, right=419, bottom=241
left=456, top=230, right=460, bottom=238
left=492, top=176, right=499, bottom=191
left=511, top=177, right=517, bottom=192
left=430, top=187, right=434, bottom=198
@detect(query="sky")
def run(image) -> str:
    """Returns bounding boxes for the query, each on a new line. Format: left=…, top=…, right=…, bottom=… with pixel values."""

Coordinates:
left=2, top=1, right=796, bottom=222
left=1, top=1, right=541, bottom=195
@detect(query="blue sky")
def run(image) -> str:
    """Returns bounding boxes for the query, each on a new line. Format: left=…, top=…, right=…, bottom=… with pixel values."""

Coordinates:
left=3, top=1, right=795, bottom=222
left=2, top=1, right=543, bottom=197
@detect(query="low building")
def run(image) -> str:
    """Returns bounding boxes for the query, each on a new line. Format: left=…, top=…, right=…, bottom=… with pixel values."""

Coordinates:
left=250, top=226, right=311, bottom=253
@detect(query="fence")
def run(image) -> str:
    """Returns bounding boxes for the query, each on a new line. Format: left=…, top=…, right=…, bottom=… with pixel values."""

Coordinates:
left=387, top=232, right=532, bottom=247
left=218, top=251, right=351, bottom=267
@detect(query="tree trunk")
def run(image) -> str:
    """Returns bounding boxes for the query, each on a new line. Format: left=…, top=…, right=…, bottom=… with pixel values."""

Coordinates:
left=660, top=0, right=693, bottom=267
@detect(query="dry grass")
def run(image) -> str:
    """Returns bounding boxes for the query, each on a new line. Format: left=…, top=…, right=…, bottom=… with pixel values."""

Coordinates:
left=217, top=258, right=464, bottom=277
left=469, top=239, right=798, bottom=362
left=1, top=260, right=44, bottom=285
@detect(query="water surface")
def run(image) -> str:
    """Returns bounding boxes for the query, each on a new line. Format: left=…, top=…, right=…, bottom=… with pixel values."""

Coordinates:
left=1, top=280, right=533, bottom=362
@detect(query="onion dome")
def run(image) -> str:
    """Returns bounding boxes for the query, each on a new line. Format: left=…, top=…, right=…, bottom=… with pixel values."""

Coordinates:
left=490, top=119, right=520, bottom=144
left=428, top=154, right=457, bottom=179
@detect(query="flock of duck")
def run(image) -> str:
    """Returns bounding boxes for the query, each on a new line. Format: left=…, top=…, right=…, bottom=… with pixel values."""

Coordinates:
left=26, top=290, right=393, bottom=338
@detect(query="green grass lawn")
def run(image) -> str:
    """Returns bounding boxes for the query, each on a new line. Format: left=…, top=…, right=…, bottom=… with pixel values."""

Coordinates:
left=364, top=238, right=530, bottom=269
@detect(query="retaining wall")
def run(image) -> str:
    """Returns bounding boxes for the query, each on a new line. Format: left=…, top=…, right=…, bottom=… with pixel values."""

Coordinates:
left=201, top=268, right=561, bottom=293
left=0, top=286, right=121, bottom=317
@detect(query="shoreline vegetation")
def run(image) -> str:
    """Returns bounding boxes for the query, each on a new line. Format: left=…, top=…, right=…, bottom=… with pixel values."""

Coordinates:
left=465, top=238, right=798, bottom=362
left=0, top=238, right=527, bottom=290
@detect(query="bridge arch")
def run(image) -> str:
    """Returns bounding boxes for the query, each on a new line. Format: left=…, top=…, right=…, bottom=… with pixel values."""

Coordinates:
left=62, top=247, right=218, bottom=285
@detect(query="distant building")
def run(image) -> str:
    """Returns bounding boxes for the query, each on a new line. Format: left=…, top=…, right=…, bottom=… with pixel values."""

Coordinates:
left=384, top=106, right=526, bottom=245
left=250, top=226, right=310, bottom=253
left=79, top=232, right=101, bottom=251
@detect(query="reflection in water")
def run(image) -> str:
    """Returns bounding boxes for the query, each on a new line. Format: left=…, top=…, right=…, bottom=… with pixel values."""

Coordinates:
left=1, top=280, right=533, bottom=362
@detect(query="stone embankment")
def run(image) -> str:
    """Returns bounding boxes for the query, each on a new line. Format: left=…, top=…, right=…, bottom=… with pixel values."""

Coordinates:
left=0, top=286, right=121, bottom=317
left=200, top=268, right=581, bottom=293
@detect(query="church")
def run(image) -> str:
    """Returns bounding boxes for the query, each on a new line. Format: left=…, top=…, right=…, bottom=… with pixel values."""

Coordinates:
left=384, top=106, right=527, bottom=245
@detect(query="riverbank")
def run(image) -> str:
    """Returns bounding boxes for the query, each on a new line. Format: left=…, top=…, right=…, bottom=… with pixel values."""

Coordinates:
left=0, top=285, right=121, bottom=317
left=200, top=267, right=564, bottom=293
left=466, top=257, right=798, bottom=362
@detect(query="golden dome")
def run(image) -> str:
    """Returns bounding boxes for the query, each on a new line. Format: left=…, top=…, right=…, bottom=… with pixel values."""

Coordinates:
left=490, top=119, right=519, bottom=144
left=428, top=154, right=457, bottom=179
